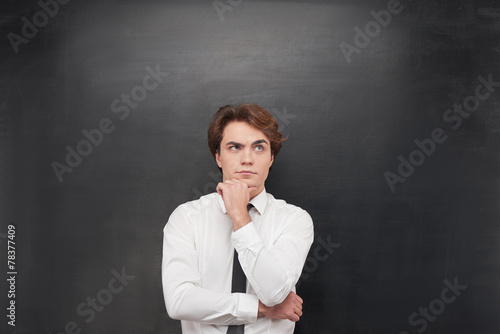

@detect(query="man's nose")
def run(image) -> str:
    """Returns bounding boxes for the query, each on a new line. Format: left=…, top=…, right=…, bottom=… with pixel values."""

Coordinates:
left=241, top=148, right=253, bottom=164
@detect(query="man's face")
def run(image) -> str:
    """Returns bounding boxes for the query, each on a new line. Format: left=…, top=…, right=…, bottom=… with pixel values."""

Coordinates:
left=216, top=121, right=274, bottom=199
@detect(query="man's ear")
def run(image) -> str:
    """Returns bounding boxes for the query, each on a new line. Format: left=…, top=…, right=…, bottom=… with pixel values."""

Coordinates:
left=215, top=151, right=222, bottom=168
left=269, top=153, right=274, bottom=168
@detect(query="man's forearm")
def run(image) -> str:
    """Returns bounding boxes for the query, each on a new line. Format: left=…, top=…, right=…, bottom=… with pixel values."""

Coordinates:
left=231, top=212, right=252, bottom=231
left=232, top=222, right=311, bottom=306
left=163, top=212, right=259, bottom=326
left=165, top=285, right=259, bottom=325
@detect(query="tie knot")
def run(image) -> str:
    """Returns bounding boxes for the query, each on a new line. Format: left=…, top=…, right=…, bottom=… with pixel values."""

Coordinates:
left=247, top=203, right=253, bottom=212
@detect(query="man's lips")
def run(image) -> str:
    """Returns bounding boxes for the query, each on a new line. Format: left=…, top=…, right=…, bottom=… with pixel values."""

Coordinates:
left=237, top=170, right=255, bottom=175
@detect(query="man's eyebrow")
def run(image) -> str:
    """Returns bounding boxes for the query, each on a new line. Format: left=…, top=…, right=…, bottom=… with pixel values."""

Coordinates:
left=252, top=139, right=269, bottom=146
left=225, top=139, right=269, bottom=147
left=226, top=141, right=242, bottom=146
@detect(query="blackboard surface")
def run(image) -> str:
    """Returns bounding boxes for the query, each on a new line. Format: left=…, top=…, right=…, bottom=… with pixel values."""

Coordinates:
left=1, top=1, right=499, bottom=333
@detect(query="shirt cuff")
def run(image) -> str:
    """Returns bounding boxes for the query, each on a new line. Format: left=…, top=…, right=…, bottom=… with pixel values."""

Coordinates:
left=234, top=292, right=259, bottom=324
left=231, top=222, right=262, bottom=255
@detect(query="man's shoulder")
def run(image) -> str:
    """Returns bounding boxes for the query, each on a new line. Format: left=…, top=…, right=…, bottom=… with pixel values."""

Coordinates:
left=174, top=192, right=219, bottom=214
left=265, top=193, right=314, bottom=232
left=165, top=193, right=219, bottom=228
left=266, top=193, right=310, bottom=216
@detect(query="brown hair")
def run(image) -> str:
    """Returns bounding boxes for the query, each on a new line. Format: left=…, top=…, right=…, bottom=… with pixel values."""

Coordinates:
left=208, top=104, right=287, bottom=159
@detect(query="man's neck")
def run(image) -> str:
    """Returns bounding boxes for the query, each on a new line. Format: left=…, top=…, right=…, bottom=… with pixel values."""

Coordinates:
left=249, top=186, right=265, bottom=200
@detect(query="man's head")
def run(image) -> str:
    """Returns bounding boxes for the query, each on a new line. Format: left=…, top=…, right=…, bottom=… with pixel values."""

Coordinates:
left=208, top=104, right=286, bottom=197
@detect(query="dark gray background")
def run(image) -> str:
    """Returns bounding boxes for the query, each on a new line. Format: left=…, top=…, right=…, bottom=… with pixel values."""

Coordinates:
left=1, top=0, right=500, bottom=333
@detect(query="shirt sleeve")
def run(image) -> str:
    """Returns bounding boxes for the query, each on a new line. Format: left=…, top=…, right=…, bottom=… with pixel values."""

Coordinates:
left=231, top=209, right=314, bottom=307
left=162, top=205, right=259, bottom=325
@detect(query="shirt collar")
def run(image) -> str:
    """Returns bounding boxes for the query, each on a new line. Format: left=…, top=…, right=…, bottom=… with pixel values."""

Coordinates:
left=217, top=188, right=268, bottom=215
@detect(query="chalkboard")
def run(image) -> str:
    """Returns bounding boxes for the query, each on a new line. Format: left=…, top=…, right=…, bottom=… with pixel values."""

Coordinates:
left=1, top=0, right=499, bottom=333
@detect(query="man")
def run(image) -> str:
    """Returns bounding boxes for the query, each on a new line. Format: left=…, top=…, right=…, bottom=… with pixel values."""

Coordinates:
left=162, top=104, right=314, bottom=333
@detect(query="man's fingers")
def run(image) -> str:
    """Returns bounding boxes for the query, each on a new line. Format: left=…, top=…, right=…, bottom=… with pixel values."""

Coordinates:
left=223, top=178, right=254, bottom=190
left=280, top=292, right=302, bottom=322
left=292, top=304, right=302, bottom=321
left=287, top=292, right=303, bottom=304
left=216, top=182, right=224, bottom=196
left=219, top=180, right=246, bottom=192
left=225, top=179, right=245, bottom=186
left=229, top=178, right=248, bottom=186
left=259, top=293, right=304, bottom=322
left=293, top=299, right=302, bottom=315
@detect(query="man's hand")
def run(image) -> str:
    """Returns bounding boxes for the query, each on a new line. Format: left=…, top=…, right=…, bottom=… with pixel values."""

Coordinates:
left=258, top=291, right=303, bottom=322
left=216, top=179, right=255, bottom=230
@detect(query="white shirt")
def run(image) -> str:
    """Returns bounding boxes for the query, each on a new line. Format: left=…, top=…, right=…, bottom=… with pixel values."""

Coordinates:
left=162, top=188, right=314, bottom=334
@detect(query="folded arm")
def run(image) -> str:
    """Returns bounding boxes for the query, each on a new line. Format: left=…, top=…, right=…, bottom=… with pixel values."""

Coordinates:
left=232, top=210, right=314, bottom=306
left=162, top=207, right=258, bottom=325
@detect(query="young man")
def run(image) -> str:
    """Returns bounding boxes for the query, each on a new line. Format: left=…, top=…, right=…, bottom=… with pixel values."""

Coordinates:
left=162, top=104, right=314, bottom=333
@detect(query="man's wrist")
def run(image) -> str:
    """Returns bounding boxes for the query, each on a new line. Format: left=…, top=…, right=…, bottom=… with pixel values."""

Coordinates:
left=231, top=213, right=251, bottom=231
left=258, top=301, right=269, bottom=317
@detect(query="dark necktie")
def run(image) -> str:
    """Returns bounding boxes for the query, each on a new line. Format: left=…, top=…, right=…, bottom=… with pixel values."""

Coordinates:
left=227, top=204, right=253, bottom=334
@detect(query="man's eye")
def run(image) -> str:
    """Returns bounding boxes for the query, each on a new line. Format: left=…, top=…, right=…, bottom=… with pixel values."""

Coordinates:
left=255, top=145, right=264, bottom=152
left=229, top=146, right=240, bottom=150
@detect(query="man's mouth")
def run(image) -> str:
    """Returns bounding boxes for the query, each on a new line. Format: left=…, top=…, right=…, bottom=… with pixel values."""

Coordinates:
left=238, top=170, right=255, bottom=175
